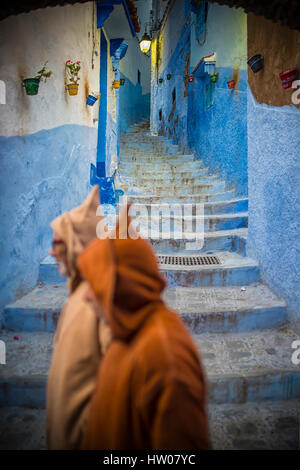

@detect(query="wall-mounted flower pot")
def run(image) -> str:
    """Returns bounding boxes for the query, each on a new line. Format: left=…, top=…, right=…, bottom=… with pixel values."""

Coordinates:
left=227, top=79, right=235, bottom=89
left=86, top=93, right=100, bottom=106
left=247, top=54, right=264, bottom=73
left=210, top=72, right=219, bottom=83
left=188, top=75, right=194, bottom=83
left=167, top=74, right=172, bottom=80
left=120, top=78, right=126, bottom=86
left=113, top=80, right=120, bottom=89
left=22, top=78, right=40, bottom=95
left=279, top=67, right=297, bottom=89
left=159, top=78, right=164, bottom=83
left=66, top=83, right=79, bottom=95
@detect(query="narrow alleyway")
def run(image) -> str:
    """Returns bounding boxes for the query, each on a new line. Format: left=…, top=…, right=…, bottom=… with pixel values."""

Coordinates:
left=0, top=0, right=299, bottom=452
left=1, top=120, right=299, bottom=450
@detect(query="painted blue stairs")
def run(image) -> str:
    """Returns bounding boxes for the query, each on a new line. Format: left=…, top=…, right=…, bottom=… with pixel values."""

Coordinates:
left=0, top=121, right=299, bottom=433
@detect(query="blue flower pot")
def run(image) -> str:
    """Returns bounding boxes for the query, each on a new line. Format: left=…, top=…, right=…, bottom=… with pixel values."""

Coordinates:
left=86, top=94, right=98, bottom=106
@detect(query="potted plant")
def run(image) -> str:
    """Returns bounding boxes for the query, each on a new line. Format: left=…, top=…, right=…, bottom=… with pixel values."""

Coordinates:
left=210, top=72, right=219, bottom=83
left=188, top=75, right=194, bottom=83
left=247, top=54, right=263, bottom=73
left=167, top=73, right=172, bottom=80
left=227, top=79, right=235, bottom=89
left=113, top=80, right=120, bottom=89
left=22, top=61, right=52, bottom=95
left=279, top=67, right=297, bottom=89
left=120, top=78, right=126, bottom=86
left=158, top=78, right=164, bottom=83
left=65, top=60, right=81, bottom=95
left=86, top=92, right=100, bottom=106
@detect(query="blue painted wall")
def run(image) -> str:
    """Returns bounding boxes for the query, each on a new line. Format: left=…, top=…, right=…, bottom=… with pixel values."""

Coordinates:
left=151, top=20, right=190, bottom=148
left=188, top=67, right=248, bottom=196
left=98, top=30, right=108, bottom=177
left=0, top=125, right=97, bottom=311
left=151, top=2, right=248, bottom=196
left=247, top=88, right=300, bottom=331
left=189, top=4, right=248, bottom=196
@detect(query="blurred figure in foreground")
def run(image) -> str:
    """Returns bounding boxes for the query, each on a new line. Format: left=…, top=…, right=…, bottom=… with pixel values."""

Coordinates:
left=77, top=208, right=211, bottom=450
left=46, top=186, right=111, bottom=450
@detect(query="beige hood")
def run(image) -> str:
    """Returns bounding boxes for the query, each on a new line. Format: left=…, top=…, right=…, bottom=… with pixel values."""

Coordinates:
left=50, top=186, right=105, bottom=292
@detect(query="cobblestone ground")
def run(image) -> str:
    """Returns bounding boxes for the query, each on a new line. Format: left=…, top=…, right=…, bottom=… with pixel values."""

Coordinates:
left=208, top=401, right=299, bottom=450
left=0, top=401, right=299, bottom=450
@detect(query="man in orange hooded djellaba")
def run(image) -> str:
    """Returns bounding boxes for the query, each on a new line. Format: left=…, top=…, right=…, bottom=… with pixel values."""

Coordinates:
left=77, top=206, right=212, bottom=450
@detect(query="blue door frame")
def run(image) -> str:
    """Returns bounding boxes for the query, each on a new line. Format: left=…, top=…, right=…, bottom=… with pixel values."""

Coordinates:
left=97, top=30, right=108, bottom=177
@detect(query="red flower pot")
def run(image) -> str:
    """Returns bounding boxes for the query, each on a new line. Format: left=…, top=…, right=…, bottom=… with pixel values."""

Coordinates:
left=227, top=79, right=235, bottom=89
left=188, top=75, right=194, bottom=83
left=279, top=68, right=297, bottom=89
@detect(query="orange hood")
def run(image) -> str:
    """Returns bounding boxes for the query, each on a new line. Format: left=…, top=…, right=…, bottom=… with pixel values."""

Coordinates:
left=77, top=209, right=167, bottom=341
left=50, top=186, right=105, bottom=292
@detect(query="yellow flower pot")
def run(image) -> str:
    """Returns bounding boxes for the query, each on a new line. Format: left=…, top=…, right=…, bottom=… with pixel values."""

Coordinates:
left=66, top=83, right=79, bottom=95
left=113, top=80, right=120, bottom=89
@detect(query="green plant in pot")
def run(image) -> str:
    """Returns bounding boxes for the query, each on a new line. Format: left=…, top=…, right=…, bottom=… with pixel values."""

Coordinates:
left=65, top=60, right=81, bottom=95
left=22, top=61, right=52, bottom=95
left=210, top=72, right=219, bottom=83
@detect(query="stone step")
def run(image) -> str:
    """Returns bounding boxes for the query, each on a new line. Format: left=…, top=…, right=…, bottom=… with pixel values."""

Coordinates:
left=3, top=284, right=68, bottom=331
left=158, top=251, right=260, bottom=287
left=120, top=160, right=204, bottom=171
left=128, top=198, right=248, bottom=215
left=125, top=173, right=218, bottom=186
left=163, top=283, right=287, bottom=334
left=119, top=175, right=222, bottom=189
left=195, top=326, right=300, bottom=404
left=1, top=400, right=299, bottom=449
left=0, top=330, right=52, bottom=408
left=120, top=135, right=167, bottom=142
left=121, top=140, right=178, bottom=146
left=121, top=137, right=176, bottom=144
left=34, top=228, right=248, bottom=285
left=120, top=141, right=173, bottom=148
left=39, top=256, right=66, bottom=285
left=148, top=228, right=248, bottom=254
left=127, top=189, right=236, bottom=204
left=0, top=407, right=47, bottom=449
left=120, top=154, right=195, bottom=163
left=120, top=145, right=182, bottom=155
left=207, top=400, right=300, bottom=450
left=119, top=167, right=211, bottom=179
left=4, top=250, right=258, bottom=333
left=133, top=212, right=248, bottom=233
left=1, top=326, right=298, bottom=408
left=124, top=181, right=227, bottom=197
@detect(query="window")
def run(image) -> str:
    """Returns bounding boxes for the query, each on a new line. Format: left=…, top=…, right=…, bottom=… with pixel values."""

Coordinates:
left=159, top=109, right=162, bottom=121
left=138, top=69, right=141, bottom=84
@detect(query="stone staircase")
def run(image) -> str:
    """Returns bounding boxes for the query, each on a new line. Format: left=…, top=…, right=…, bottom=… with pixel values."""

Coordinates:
left=0, top=119, right=299, bottom=450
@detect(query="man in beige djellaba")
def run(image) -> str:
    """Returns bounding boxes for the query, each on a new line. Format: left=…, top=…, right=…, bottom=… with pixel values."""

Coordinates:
left=46, top=186, right=111, bottom=450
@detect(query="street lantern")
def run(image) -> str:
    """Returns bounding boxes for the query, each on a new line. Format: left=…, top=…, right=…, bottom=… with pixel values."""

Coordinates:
left=139, top=32, right=151, bottom=54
